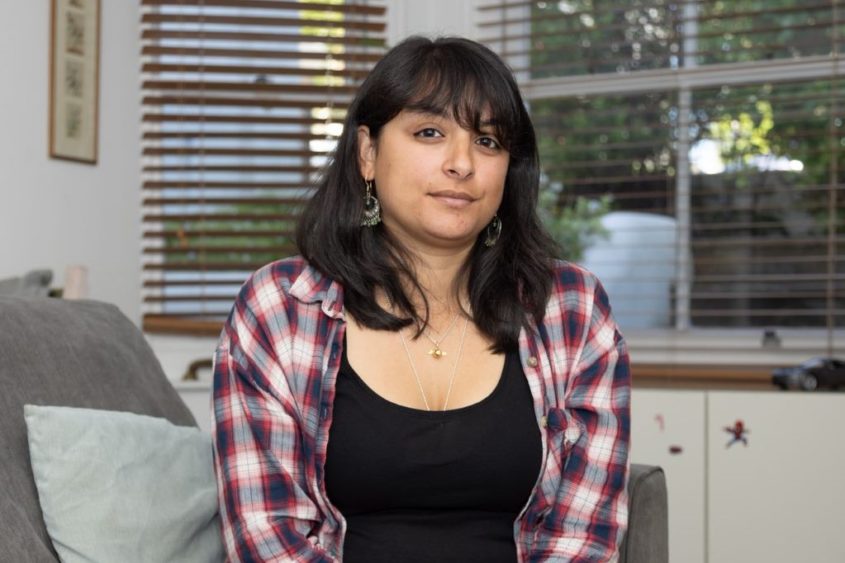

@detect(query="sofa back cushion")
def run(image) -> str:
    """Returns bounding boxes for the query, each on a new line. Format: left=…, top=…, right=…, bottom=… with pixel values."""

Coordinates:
left=0, top=297, right=196, bottom=562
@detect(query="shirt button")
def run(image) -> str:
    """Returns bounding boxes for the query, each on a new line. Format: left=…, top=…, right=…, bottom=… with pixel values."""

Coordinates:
left=527, top=356, right=538, bottom=368
left=540, top=416, right=548, bottom=428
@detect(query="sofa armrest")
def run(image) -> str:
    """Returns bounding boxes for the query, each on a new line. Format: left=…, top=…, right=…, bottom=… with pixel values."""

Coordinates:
left=619, top=463, right=669, bottom=563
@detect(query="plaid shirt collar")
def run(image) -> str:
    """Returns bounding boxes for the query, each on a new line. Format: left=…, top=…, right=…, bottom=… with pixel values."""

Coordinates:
left=288, top=264, right=345, bottom=320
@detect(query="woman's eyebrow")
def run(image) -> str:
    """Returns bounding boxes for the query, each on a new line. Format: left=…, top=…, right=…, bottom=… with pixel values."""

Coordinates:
left=404, top=109, right=500, bottom=132
left=476, top=118, right=502, bottom=134
left=405, top=108, right=449, bottom=120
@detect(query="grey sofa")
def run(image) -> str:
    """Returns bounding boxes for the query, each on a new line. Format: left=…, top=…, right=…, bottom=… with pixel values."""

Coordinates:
left=0, top=296, right=668, bottom=562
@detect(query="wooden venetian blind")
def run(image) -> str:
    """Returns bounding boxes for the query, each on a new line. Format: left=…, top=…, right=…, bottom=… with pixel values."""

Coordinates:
left=479, top=0, right=845, bottom=352
left=141, top=0, right=386, bottom=335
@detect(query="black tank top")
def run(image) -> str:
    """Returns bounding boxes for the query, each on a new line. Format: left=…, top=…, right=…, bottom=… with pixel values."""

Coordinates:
left=324, top=340, right=543, bottom=563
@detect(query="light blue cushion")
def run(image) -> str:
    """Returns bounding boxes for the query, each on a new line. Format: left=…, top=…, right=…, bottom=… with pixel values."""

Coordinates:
left=25, top=405, right=223, bottom=563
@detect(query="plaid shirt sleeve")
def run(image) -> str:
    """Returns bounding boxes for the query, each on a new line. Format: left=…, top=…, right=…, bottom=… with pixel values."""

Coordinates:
left=531, top=270, right=631, bottom=562
left=211, top=282, right=336, bottom=563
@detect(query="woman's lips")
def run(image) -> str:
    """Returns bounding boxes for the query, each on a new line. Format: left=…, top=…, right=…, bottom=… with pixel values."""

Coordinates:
left=429, top=190, right=476, bottom=208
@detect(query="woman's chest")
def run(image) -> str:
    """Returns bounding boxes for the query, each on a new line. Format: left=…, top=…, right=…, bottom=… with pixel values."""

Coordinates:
left=345, top=320, right=507, bottom=411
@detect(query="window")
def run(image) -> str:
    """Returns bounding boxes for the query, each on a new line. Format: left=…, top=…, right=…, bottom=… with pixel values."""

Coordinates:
left=479, top=0, right=844, bottom=366
left=141, top=0, right=386, bottom=335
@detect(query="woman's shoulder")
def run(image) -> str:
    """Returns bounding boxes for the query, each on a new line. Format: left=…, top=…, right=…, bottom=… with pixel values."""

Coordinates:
left=247, top=254, right=310, bottom=283
left=233, top=256, right=341, bottom=314
left=549, top=258, right=603, bottom=296
left=238, top=256, right=326, bottom=296
left=543, top=259, right=617, bottom=328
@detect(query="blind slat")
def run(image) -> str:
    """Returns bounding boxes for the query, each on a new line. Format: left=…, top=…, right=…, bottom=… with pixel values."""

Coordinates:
left=141, top=45, right=382, bottom=63
left=142, top=80, right=359, bottom=95
left=142, top=63, right=373, bottom=79
left=142, top=112, right=332, bottom=125
left=143, top=197, right=306, bottom=205
left=142, top=131, right=338, bottom=140
left=141, top=29, right=386, bottom=46
left=142, top=147, right=331, bottom=157
left=144, top=295, right=240, bottom=302
left=144, top=229, right=291, bottom=238
left=141, top=95, right=351, bottom=109
left=141, top=0, right=386, bottom=16
left=142, top=316, right=224, bottom=337
left=143, top=279, right=246, bottom=286
left=143, top=262, right=281, bottom=271
left=143, top=213, right=300, bottom=221
left=142, top=164, right=320, bottom=173
left=144, top=246, right=294, bottom=254
left=141, top=13, right=386, bottom=32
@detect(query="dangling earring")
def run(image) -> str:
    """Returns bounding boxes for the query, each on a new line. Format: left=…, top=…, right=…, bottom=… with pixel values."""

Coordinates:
left=484, top=214, right=502, bottom=247
left=361, top=179, right=381, bottom=227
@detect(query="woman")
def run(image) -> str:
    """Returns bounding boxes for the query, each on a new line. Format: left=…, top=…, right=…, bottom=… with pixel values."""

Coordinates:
left=212, top=36, right=630, bottom=562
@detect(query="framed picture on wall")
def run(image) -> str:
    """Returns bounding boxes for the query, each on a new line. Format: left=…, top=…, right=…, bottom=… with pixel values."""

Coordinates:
left=49, top=0, right=100, bottom=164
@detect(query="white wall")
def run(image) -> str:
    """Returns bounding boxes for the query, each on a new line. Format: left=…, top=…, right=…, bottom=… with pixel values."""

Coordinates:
left=0, top=1, right=142, bottom=323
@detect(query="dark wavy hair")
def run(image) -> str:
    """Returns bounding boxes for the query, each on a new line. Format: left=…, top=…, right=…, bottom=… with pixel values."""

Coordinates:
left=296, top=36, right=558, bottom=352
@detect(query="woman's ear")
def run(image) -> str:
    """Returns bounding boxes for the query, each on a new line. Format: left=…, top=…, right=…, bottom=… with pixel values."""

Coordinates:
left=357, top=125, right=376, bottom=179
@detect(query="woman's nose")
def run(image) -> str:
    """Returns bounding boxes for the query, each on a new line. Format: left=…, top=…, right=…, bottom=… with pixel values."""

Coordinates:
left=443, top=137, right=474, bottom=180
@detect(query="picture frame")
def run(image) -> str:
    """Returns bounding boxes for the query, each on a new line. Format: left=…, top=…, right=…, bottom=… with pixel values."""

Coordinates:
left=49, top=0, right=100, bottom=164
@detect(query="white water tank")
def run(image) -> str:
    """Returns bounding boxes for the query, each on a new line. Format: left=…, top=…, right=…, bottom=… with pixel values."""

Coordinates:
left=580, top=211, right=678, bottom=329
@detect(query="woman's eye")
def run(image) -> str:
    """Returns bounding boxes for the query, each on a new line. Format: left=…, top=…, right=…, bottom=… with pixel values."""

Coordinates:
left=415, top=128, right=442, bottom=138
left=477, top=136, right=501, bottom=150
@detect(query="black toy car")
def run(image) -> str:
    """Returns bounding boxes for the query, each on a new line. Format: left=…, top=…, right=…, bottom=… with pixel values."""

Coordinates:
left=772, top=357, right=845, bottom=391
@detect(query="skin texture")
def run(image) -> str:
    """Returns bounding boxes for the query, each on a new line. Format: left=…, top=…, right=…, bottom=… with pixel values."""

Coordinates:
left=357, top=109, right=509, bottom=258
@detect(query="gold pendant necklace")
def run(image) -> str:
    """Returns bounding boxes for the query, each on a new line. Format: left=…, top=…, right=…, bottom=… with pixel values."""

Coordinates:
left=423, top=313, right=460, bottom=359
left=398, top=317, right=469, bottom=411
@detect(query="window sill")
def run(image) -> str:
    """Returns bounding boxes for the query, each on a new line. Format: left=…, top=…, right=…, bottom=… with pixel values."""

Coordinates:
left=632, top=362, right=777, bottom=390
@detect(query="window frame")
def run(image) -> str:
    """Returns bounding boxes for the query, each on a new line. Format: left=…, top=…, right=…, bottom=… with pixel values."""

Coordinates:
left=478, top=0, right=845, bottom=369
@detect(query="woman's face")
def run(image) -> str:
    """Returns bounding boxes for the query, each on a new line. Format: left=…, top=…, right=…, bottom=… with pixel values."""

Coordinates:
left=357, top=109, right=510, bottom=254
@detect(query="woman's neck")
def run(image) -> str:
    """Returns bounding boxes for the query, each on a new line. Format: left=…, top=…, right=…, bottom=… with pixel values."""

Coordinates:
left=381, top=245, right=473, bottom=327
left=423, top=242, right=476, bottom=300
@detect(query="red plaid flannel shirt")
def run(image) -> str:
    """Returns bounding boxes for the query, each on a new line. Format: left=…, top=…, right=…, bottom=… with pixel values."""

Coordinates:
left=212, top=256, right=630, bottom=562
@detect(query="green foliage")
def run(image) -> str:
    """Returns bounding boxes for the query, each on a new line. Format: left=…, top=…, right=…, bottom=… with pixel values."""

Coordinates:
left=529, top=0, right=837, bottom=77
left=530, top=0, right=678, bottom=78
left=708, top=100, right=775, bottom=167
left=537, top=190, right=611, bottom=262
